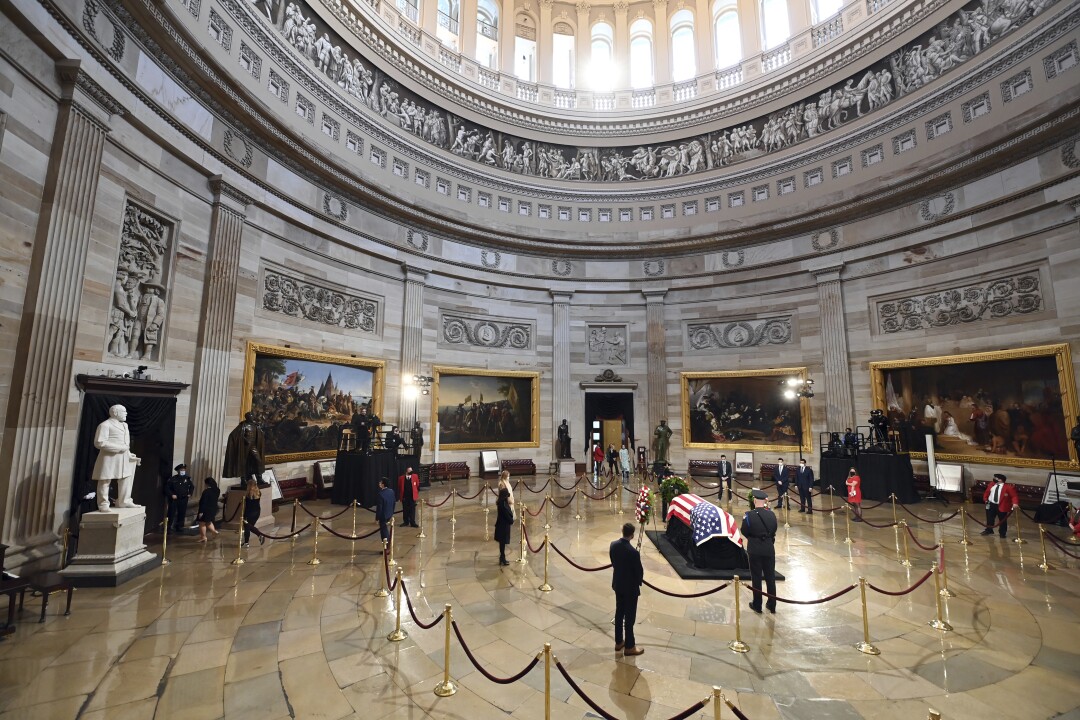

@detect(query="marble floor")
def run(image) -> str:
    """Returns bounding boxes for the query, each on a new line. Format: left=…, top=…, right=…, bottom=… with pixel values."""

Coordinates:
left=1, top=477, right=1078, bottom=720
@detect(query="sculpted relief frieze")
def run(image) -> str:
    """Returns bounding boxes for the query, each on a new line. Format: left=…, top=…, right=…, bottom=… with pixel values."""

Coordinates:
left=876, top=270, right=1043, bottom=334
left=687, top=316, right=793, bottom=350
left=261, top=266, right=380, bottom=332
left=588, top=325, right=629, bottom=366
left=251, top=0, right=1049, bottom=185
left=441, top=314, right=533, bottom=350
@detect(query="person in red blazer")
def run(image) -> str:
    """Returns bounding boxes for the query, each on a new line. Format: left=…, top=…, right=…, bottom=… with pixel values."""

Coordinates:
left=846, top=468, right=863, bottom=522
left=981, top=473, right=1019, bottom=538
left=397, top=467, right=420, bottom=528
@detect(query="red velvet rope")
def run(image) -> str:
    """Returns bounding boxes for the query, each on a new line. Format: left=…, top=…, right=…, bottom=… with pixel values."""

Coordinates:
left=1018, top=505, right=1067, bottom=524
left=297, top=502, right=353, bottom=520
left=550, top=493, right=576, bottom=509
left=964, top=509, right=1012, bottom=529
left=897, top=503, right=959, bottom=524
left=321, top=524, right=382, bottom=541
left=1044, top=531, right=1080, bottom=559
left=867, top=569, right=934, bottom=596
left=451, top=621, right=541, bottom=684
left=249, top=523, right=312, bottom=540
left=456, top=486, right=486, bottom=500
left=517, top=479, right=552, bottom=494
left=223, top=500, right=242, bottom=523
left=424, top=492, right=454, bottom=508
left=550, top=541, right=612, bottom=571
left=400, top=580, right=445, bottom=629
left=582, top=487, right=619, bottom=501
left=642, top=578, right=730, bottom=598
left=524, top=498, right=549, bottom=516
left=521, top=524, right=545, bottom=554
left=555, top=658, right=709, bottom=720
left=725, top=697, right=752, bottom=720
left=755, top=582, right=858, bottom=605
left=904, top=523, right=941, bottom=551
left=858, top=517, right=898, bottom=529
left=553, top=477, right=581, bottom=491
left=690, top=476, right=721, bottom=489
left=860, top=499, right=888, bottom=510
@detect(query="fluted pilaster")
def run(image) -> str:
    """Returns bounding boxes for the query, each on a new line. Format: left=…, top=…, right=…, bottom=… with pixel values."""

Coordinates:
left=643, top=289, right=668, bottom=432
left=399, top=266, right=428, bottom=434
left=186, top=177, right=249, bottom=483
left=815, top=266, right=854, bottom=431
left=551, top=291, right=573, bottom=459
left=0, top=61, right=114, bottom=554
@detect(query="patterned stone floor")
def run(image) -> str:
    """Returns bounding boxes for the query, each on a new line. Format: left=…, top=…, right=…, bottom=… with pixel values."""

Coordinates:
left=0, top=476, right=1078, bottom=720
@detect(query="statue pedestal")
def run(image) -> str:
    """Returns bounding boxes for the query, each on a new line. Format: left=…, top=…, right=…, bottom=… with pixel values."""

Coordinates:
left=557, top=460, right=577, bottom=477
left=62, top=507, right=160, bottom=587
left=222, top=489, right=275, bottom=531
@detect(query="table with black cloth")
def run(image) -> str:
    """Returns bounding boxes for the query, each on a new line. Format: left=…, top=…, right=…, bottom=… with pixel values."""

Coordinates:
left=665, top=516, right=749, bottom=570
left=820, top=454, right=918, bottom=503
left=332, top=451, right=410, bottom=507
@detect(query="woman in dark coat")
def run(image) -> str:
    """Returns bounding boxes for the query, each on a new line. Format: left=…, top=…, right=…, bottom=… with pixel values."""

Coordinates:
left=195, top=477, right=221, bottom=542
left=243, top=479, right=263, bottom=546
left=494, top=487, right=514, bottom=566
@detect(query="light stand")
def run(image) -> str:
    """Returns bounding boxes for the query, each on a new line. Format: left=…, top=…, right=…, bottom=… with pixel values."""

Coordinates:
left=778, top=376, right=814, bottom=463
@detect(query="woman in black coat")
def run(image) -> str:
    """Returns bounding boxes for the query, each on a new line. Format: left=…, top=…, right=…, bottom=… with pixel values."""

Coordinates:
left=195, top=477, right=221, bottom=542
left=243, top=479, right=263, bottom=546
left=494, top=487, right=514, bottom=566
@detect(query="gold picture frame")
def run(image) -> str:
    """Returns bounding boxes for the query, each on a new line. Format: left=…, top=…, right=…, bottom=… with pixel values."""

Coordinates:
left=681, top=368, right=812, bottom=454
left=432, top=366, right=540, bottom=450
left=869, top=343, right=1078, bottom=470
left=241, top=342, right=385, bottom=464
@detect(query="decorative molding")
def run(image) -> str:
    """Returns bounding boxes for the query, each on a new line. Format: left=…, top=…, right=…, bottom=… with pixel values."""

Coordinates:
left=594, top=369, right=624, bottom=382
left=721, top=250, right=745, bottom=269
left=261, top=266, right=379, bottom=332
left=876, top=270, right=1043, bottom=334
left=1043, top=39, right=1078, bottom=80
left=322, top=192, right=348, bottom=220
left=551, top=259, right=572, bottom=276
left=406, top=229, right=429, bottom=251
left=223, top=128, right=253, bottom=167
left=919, top=191, right=956, bottom=221
left=441, top=314, right=532, bottom=349
left=643, top=259, right=665, bottom=277
left=811, top=228, right=840, bottom=251
left=587, top=324, right=628, bottom=366
left=1062, top=137, right=1080, bottom=169
left=480, top=250, right=501, bottom=268
left=83, top=0, right=125, bottom=62
left=73, top=70, right=126, bottom=116
left=208, top=175, right=253, bottom=206
left=687, top=316, right=793, bottom=350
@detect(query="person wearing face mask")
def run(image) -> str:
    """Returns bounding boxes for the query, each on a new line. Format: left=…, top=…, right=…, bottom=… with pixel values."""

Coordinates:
left=794, top=459, right=815, bottom=514
left=846, top=468, right=863, bottom=521
left=165, top=463, right=195, bottom=533
left=773, top=457, right=790, bottom=510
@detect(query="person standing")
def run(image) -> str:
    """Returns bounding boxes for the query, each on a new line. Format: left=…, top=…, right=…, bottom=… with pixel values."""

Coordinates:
left=398, top=466, right=420, bottom=528
left=195, top=478, right=221, bottom=542
left=619, top=444, right=632, bottom=486
left=794, top=459, right=815, bottom=514
left=352, top=406, right=374, bottom=455
left=165, top=463, right=194, bottom=533
left=981, top=473, right=1019, bottom=538
left=773, top=458, right=789, bottom=510
left=609, top=522, right=644, bottom=655
left=242, top=479, right=263, bottom=546
left=376, top=477, right=396, bottom=547
left=494, top=487, right=514, bottom=566
left=409, top=421, right=424, bottom=464
left=846, top=468, right=863, bottom=521
left=740, top=489, right=778, bottom=614
left=592, top=443, right=605, bottom=485
left=497, top=469, right=516, bottom=507
left=606, top=444, right=619, bottom=479
left=717, top=455, right=733, bottom=502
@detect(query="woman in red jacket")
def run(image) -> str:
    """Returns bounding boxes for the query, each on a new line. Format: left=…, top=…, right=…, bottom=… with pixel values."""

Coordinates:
left=592, top=443, right=605, bottom=484
left=846, top=468, right=863, bottom=521
left=981, top=473, right=1019, bottom=538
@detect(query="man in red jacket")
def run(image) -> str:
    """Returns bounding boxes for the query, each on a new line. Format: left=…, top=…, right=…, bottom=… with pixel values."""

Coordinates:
left=981, top=473, right=1019, bottom=538
left=397, top=466, right=420, bottom=528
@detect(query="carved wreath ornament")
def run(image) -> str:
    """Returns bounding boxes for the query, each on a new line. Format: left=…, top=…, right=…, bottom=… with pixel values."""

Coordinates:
left=878, top=273, right=1041, bottom=333
left=443, top=317, right=531, bottom=349
left=262, top=271, right=376, bottom=331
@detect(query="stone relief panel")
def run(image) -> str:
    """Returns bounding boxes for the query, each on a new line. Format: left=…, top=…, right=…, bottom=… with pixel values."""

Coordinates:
left=251, top=0, right=1046, bottom=183
left=440, top=313, right=534, bottom=350
left=587, top=325, right=629, bottom=366
left=106, top=201, right=175, bottom=363
left=875, top=270, right=1043, bottom=334
left=260, top=265, right=380, bottom=332
left=687, top=316, right=793, bottom=351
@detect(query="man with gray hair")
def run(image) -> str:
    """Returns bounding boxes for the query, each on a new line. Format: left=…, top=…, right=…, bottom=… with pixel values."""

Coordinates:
left=92, top=405, right=142, bottom=512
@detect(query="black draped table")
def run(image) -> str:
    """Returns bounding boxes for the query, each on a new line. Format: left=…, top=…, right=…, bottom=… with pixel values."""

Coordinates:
left=332, top=451, right=409, bottom=507
left=821, top=454, right=918, bottom=503
left=666, top=516, right=749, bottom=570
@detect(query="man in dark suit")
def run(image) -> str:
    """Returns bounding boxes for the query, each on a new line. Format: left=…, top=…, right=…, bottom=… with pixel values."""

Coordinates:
left=164, top=463, right=194, bottom=533
left=773, top=458, right=789, bottom=510
left=794, top=459, right=815, bottom=514
left=397, top=467, right=420, bottom=528
left=609, top=522, right=644, bottom=656
left=351, top=406, right=373, bottom=455
left=717, top=455, right=733, bottom=502
left=741, top=489, right=778, bottom=614
left=376, top=477, right=396, bottom=546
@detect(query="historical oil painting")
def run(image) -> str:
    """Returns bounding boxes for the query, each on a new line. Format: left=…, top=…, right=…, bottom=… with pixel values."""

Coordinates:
left=433, top=367, right=539, bottom=450
left=681, top=369, right=811, bottom=453
left=870, top=344, right=1079, bottom=469
left=242, top=343, right=384, bottom=463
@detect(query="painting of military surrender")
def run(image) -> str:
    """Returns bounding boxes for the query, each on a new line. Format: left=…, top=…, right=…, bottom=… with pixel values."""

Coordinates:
left=871, top=344, right=1078, bottom=469
left=682, top=370, right=810, bottom=452
left=433, top=368, right=538, bottom=450
left=243, top=343, right=383, bottom=462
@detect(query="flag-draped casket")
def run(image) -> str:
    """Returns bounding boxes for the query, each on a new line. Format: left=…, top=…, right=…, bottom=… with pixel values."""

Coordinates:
left=665, top=493, right=749, bottom=570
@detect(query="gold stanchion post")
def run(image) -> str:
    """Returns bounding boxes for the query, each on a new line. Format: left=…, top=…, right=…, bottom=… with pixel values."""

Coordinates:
left=543, top=643, right=552, bottom=720
left=712, top=686, right=723, bottom=720
left=160, top=519, right=170, bottom=567
left=958, top=501, right=972, bottom=545
left=855, top=577, right=880, bottom=655
left=374, top=541, right=390, bottom=597
left=898, top=520, right=913, bottom=567
left=517, top=503, right=527, bottom=564
left=450, top=488, right=457, bottom=524
left=843, top=505, right=853, bottom=544
left=417, top=498, right=426, bottom=539
left=387, top=567, right=408, bottom=641
left=784, top=495, right=791, bottom=528
left=928, top=709, right=941, bottom=720
left=575, top=489, right=582, bottom=520
left=1037, top=525, right=1052, bottom=571
left=617, top=474, right=624, bottom=515
left=539, top=533, right=553, bottom=592
left=544, top=494, right=552, bottom=530
left=291, top=498, right=298, bottom=533
left=433, top=604, right=457, bottom=696
left=232, top=518, right=245, bottom=565
left=308, top=518, right=321, bottom=566
left=388, top=517, right=398, bottom=567
left=351, top=500, right=358, bottom=537
left=483, top=482, right=490, bottom=514
left=728, top=577, right=750, bottom=653
left=928, top=562, right=953, bottom=631
left=889, top=493, right=898, bottom=525
left=1012, top=509, right=1026, bottom=544
left=939, top=548, right=955, bottom=598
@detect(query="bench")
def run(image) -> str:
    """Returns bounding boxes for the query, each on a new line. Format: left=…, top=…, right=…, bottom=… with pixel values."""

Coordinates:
left=501, top=459, right=536, bottom=477
left=429, top=462, right=470, bottom=482
left=278, top=476, right=316, bottom=505
left=688, top=460, right=718, bottom=478
left=970, top=480, right=1043, bottom=509
left=18, top=572, right=73, bottom=623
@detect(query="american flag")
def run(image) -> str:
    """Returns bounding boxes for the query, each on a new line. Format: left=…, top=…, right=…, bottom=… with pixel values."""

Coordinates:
left=666, top=493, right=744, bottom=548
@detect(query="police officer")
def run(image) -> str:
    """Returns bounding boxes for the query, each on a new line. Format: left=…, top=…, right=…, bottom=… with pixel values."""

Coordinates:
left=740, top=489, right=778, bottom=614
left=165, top=463, right=195, bottom=533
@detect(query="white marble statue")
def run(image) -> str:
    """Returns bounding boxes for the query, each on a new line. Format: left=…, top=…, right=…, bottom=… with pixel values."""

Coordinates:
left=92, top=405, right=142, bottom=512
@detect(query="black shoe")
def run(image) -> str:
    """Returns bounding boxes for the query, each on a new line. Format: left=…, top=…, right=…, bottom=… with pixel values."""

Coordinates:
left=767, top=606, right=776, bottom=614
left=798, top=509, right=806, bottom=514
left=999, top=534, right=1008, bottom=539
left=748, top=603, right=762, bottom=614
left=980, top=529, right=993, bottom=536
left=499, top=558, right=509, bottom=566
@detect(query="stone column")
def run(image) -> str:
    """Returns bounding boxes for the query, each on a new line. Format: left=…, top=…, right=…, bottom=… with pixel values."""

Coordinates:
left=460, top=0, right=479, bottom=61
left=538, top=0, right=554, bottom=84
left=643, top=290, right=668, bottom=433
left=789, top=0, right=812, bottom=34
left=186, top=177, right=250, bottom=484
left=575, top=2, right=591, bottom=90
left=399, top=266, right=428, bottom=428
left=551, top=291, right=573, bottom=459
left=0, top=61, right=118, bottom=557
left=695, top=0, right=716, bottom=74
left=652, top=0, right=670, bottom=85
left=736, top=0, right=762, bottom=58
left=499, top=0, right=516, bottom=72
left=421, top=0, right=439, bottom=38
left=613, top=1, right=629, bottom=89
left=814, top=266, right=854, bottom=431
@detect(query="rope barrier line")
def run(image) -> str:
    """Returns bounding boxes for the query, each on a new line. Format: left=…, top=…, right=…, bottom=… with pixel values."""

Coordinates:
left=400, top=580, right=445, bottom=630
left=521, top=525, right=545, bottom=554
left=321, top=524, right=382, bottom=541
left=896, top=502, right=959, bottom=524
left=525, top=498, right=549, bottom=517
left=456, top=487, right=487, bottom=500
left=297, top=502, right=352, bottom=520
left=552, top=659, right=619, bottom=720
left=724, top=695, right=752, bottom=720
left=642, top=579, right=730, bottom=598
left=249, top=523, right=312, bottom=540
left=425, top=492, right=454, bottom=508
left=517, top=479, right=552, bottom=494
left=754, top=582, right=858, bottom=605
left=904, top=524, right=941, bottom=552
left=223, top=500, right=242, bottom=523
left=549, top=493, right=576, bottom=509
left=858, top=517, right=898, bottom=529
left=1044, top=531, right=1080, bottom=559
left=451, top=621, right=541, bottom=684
left=553, top=477, right=581, bottom=491
left=867, top=569, right=934, bottom=597
left=1018, top=505, right=1067, bottom=524
left=582, top=487, right=619, bottom=501
left=964, top=509, right=1012, bottom=529
left=550, top=542, right=612, bottom=572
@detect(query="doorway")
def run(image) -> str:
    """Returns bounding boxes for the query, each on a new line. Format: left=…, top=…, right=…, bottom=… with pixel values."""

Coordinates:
left=583, top=392, right=636, bottom=456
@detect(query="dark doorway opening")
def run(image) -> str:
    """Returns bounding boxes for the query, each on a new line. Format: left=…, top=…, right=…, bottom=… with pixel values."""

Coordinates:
left=583, top=392, right=636, bottom=456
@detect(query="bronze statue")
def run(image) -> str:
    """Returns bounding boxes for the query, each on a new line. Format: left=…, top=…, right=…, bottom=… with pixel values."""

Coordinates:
left=652, top=419, right=673, bottom=464
left=557, top=419, right=572, bottom=459
left=223, top=411, right=265, bottom=483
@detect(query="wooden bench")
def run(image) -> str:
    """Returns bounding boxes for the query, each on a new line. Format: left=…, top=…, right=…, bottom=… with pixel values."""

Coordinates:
left=687, top=460, right=718, bottom=478
left=19, top=572, right=73, bottom=623
left=970, top=480, right=1043, bottom=509
left=759, top=463, right=795, bottom=485
left=278, top=476, right=316, bottom=505
left=429, top=462, right=470, bottom=482
left=500, top=459, right=536, bottom=477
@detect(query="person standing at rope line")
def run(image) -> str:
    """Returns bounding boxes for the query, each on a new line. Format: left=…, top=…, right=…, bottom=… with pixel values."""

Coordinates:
left=741, top=489, right=778, bottom=614
left=494, top=486, right=514, bottom=566
left=397, top=466, right=420, bottom=528
left=717, top=454, right=733, bottom=502
left=376, top=477, right=396, bottom=549
left=606, top=443, right=619, bottom=479
left=846, top=468, right=863, bottom=521
left=794, top=458, right=815, bottom=514
left=619, top=444, right=632, bottom=487
left=773, top=457, right=790, bottom=510
left=610, top=522, right=644, bottom=655
left=242, top=479, right=263, bottom=547
left=496, top=469, right=515, bottom=507
left=981, top=473, right=1019, bottom=538
left=165, top=463, right=194, bottom=534
left=592, top=442, right=605, bottom=486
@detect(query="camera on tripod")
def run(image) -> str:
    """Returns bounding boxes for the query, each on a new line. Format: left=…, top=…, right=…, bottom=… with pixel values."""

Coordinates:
left=867, top=409, right=890, bottom=447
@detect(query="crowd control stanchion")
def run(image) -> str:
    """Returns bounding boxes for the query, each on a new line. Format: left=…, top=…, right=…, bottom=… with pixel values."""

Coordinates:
left=898, top=520, right=913, bottom=567
left=1038, top=525, right=1053, bottom=571
left=374, top=541, right=390, bottom=597
left=1012, top=510, right=1026, bottom=544
left=232, top=518, right=245, bottom=566
left=928, top=709, right=941, bottom=720
left=928, top=563, right=952, bottom=631
left=545, top=494, right=552, bottom=530
left=539, top=534, right=553, bottom=592
left=843, top=505, right=853, bottom=545
left=160, top=519, right=171, bottom=567
left=308, top=518, right=321, bottom=566
left=388, top=517, right=398, bottom=567
left=728, top=577, right=750, bottom=653
left=889, top=493, right=898, bottom=525
left=483, top=483, right=490, bottom=516
left=291, top=499, right=298, bottom=541
left=417, top=499, right=426, bottom=539
left=433, top=604, right=457, bottom=697
left=450, top=489, right=457, bottom=524
left=388, top=567, right=408, bottom=642
left=575, top=489, right=582, bottom=520
left=939, top=549, right=955, bottom=598
left=351, top=500, right=358, bottom=537
left=518, top=503, right=527, bottom=564
left=543, top=643, right=552, bottom=720
left=958, top=501, right=973, bottom=545
left=712, top=686, right=722, bottom=720
left=617, top=476, right=624, bottom=515
left=784, top=496, right=791, bottom=529
left=855, top=577, right=880, bottom=655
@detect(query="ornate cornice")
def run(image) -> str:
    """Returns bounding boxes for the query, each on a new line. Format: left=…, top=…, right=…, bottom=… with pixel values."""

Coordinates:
left=876, top=270, right=1044, bottom=333
left=261, top=265, right=380, bottom=332
left=208, top=175, right=254, bottom=208
left=440, top=314, right=533, bottom=349
left=687, top=316, right=793, bottom=349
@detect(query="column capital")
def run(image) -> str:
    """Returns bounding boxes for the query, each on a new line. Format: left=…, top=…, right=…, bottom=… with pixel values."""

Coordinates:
left=813, top=264, right=845, bottom=283
left=550, top=290, right=574, bottom=303
left=575, top=1, right=590, bottom=15
left=208, top=175, right=252, bottom=213
left=402, top=264, right=429, bottom=284
left=56, top=59, right=124, bottom=127
left=540, top=0, right=554, bottom=9
left=642, top=288, right=668, bottom=303
left=613, top=0, right=629, bottom=14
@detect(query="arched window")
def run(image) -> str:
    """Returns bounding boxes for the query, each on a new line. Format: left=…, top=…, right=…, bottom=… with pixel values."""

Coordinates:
left=436, top=0, right=460, bottom=50
left=761, top=0, right=790, bottom=50
left=712, top=2, right=741, bottom=69
left=475, top=0, right=499, bottom=68
left=589, top=22, right=615, bottom=91
left=629, top=18, right=654, bottom=89
left=552, top=22, right=575, bottom=89
left=811, top=0, right=843, bottom=23
left=670, top=9, right=696, bottom=82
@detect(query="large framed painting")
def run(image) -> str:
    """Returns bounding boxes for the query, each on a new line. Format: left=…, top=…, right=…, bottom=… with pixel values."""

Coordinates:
left=681, top=368, right=812, bottom=453
left=432, top=367, right=540, bottom=450
left=870, top=344, right=1078, bottom=470
left=241, top=342, right=385, bottom=463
